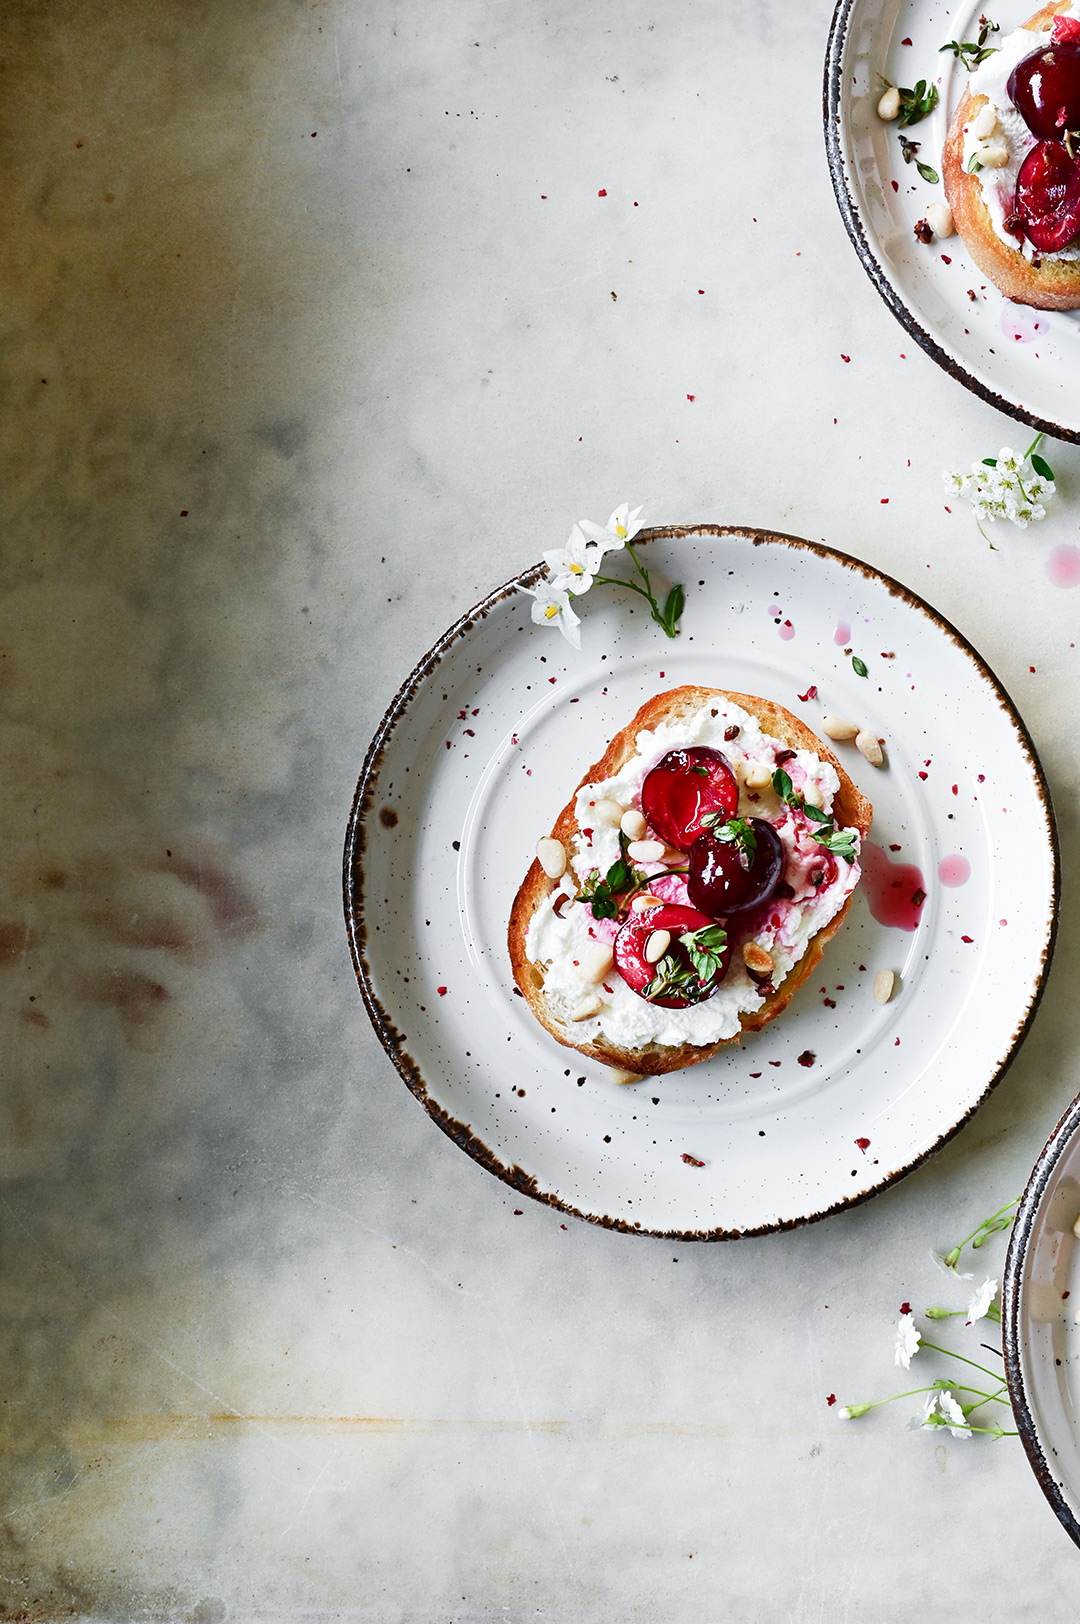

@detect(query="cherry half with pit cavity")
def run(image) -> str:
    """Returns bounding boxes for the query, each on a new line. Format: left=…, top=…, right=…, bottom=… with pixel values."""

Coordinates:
left=1008, top=41, right=1080, bottom=140
left=614, top=902, right=730, bottom=1007
left=1015, top=138, right=1080, bottom=251
left=687, top=818, right=784, bottom=917
left=640, top=747, right=738, bottom=851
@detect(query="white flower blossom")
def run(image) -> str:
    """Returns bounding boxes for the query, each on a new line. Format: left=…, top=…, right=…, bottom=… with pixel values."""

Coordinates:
left=929, top=1388, right=972, bottom=1438
left=543, top=524, right=602, bottom=596
left=525, top=579, right=581, bottom=649
left=578, top=502, right=644, bottom=554
left=966, top=1276, right=998, bottom=1325
left=943, top=442, right=1056, bottom=531
left=894, top=1312, right=921, bottom=1369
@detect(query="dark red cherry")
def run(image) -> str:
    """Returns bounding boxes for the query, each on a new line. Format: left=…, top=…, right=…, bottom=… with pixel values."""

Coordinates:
left=639, top=747, right=738, bottom=851
left=1008, top=42, right=1080, bottom=139
left=1015, top=139, right=1080, bottom=251
left=686, top=819, right=785, bottom=917
left=614, top=902, right=729, bottom=1007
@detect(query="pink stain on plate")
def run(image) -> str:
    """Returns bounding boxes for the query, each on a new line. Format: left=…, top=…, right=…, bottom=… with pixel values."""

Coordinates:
left=1048, top=545, right=1080, bottom=588
left=779, top=620, right=795, bottom=641
left=1001, top=304, right=1040, bottom=343
left=938, top=854, right=971, bottom=887
left=834, top=621, right=851, bottom=645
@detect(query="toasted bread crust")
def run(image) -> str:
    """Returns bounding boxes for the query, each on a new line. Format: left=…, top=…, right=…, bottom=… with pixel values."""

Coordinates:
left=508, top=686, right=874, bottom=1077
left=941, top=2, right=1080, bottom=309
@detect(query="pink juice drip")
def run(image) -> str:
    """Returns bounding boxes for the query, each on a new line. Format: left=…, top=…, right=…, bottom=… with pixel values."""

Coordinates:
left=1001, top=303, right=1040, bottom=343
left=834, top=621, right=851, bottom=645
left=1048, top=545, right=1080, bottom=588
left=860, top=841, right=927, bottom=931
left=779, top=621, right=795, bottom=641
left=938, top=853, right=970, bottom=887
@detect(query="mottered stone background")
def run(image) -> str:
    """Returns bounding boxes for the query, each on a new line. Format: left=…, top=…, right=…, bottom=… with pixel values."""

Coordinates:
left=3, top=0, right=1080, bottom=1617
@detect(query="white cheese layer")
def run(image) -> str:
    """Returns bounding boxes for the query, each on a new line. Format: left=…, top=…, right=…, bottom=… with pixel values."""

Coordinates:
left=523, top=697, right=863, bottom=1050
left=962, top=8, right=1080, bottom=262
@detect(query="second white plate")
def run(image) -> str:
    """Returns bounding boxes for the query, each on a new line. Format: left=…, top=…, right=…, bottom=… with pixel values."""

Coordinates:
left=826, top=0, right=1080, bottom=441
left=344, top=528, right=1057, bottom=1238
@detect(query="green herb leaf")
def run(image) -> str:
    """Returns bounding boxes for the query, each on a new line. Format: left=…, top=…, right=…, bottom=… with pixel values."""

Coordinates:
left=662, top=583, right=685, bottom=635
left=689, top=763, right=710, bottom=777
left=899, top=134, right=920, bottom=165
left=916, top=160, right=940, bottom=184
left=813, top=828, right=859, bottom=864
left=801, top=802, right=832, bottom=825
left=1031, top=452, right=1055, bottom=480
left=704, top=815, right=758, bottom=864
left=771, top=767, right=795, bottom=803
left=679, top=924, right=728, bottom=985
left=982, top=457, right=998, bottom=467
left=897, top=80, right=939, bottom=126
left=851, top=656, right=869, bottom=678
left=966, top=152, right=984, bottom=174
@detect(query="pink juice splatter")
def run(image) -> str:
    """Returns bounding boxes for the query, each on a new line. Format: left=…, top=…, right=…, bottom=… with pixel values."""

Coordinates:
left=1001, top=303, right=1040, bottom=344
left=834, top=621, right=851, bottom=645
left=779, top=620, right=795, bottom=641
left=938, top=854, right=970, bottom=887
left=1048, top=545, right=1080, bottom=588
left=860, top=841, right=927, bottom=931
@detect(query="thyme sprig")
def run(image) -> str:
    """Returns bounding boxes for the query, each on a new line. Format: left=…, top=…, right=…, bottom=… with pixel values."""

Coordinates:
left=771, top=768, right=858, bottom=865
left=940, top=14, right=1000, bottom=70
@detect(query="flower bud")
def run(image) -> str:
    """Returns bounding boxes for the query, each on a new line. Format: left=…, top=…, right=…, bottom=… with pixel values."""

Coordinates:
left=925, top=1306, right=955, bottom=1319
left=943, top=1247, right=962, bottom=1268
left=838, top=1402, right=873, bottom=1419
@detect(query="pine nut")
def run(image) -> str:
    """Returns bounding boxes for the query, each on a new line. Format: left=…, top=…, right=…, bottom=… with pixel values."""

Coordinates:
left=631, top=893, right=664, bottom=912
left=744, top=764, right=773, bottom=792
left=627, top=839, right=665, bottom=863
left=856, top=730, right=884, bottom=767
left=877, top=85, right=901, bottom=120
left=821, top=715, right=860, bottom=741
left=644, top=928, right=671, bottom=964
left=606, top=1065, right=641, bottom=1086
left=977, top=143, right=1009, bottom=168
left=536, top=836, right=567, bottom=878
left=926, top=201, right=954, bottom=238
left=803, top=782, right=825, bottom=810
left=873, top=968, right=896, bottom=1004
left=743, top=942, right=774, bottom=975
left=620, top=808, right=647, bottom=840
left=570, top=993, right=603, bottom=1022
left=592, top=797, right=624, bottom=826
left=578, top=943, right=614, bottom=984
left=972, top=104, right=998, bottom=140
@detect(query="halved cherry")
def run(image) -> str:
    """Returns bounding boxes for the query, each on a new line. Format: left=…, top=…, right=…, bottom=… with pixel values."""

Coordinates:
left=1008, top=42, right=1080, bottom=140
left=639, top=747, right=738, bottom=851
left=1015, top=138, right=1080, bottom=252
left=614, top=902, right=729, bottom=1007
left=687, top=818, right=784, bottom=917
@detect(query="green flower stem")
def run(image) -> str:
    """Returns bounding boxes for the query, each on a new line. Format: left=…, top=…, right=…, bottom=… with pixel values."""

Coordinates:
left=960, top=1383, right=1010, bottom=1415
left=920, top=1341, right=1004, bottom=1383
left=1023, top=432, right=1045, bottom=461
left=592, top=541, right=684, bottom=639
left=943, top=1196, right=1020, bottom=1266
left=923, top=1416, right=1018, bottom=1438
left=925, top=1307, right=965, bottom=1320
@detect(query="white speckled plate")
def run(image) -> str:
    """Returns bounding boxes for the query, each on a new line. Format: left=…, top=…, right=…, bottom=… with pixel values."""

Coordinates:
left=1005, top=1093, right=1080, bottom=1547
left=826, top=0, right=1080, bottom=441
left=344, top=529, right=1057, bottom=1238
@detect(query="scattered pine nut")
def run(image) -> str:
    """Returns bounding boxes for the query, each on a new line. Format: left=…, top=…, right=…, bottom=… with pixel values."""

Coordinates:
left=570, top=993, right=603, bottom=1022
left=926, top=201, right=954, bottom=239
left=856, top=730, right=884, bottom=767
left=620, top=807, right=647, bottom=840
left=537, top=836, right=567, bottom=878
left=877, top=85, right=901, bottom=120
left=873, top=968, right=896, bottom=1004
left=743, top=942, right=774, bottom=975
left=644, top=928, right=671, bottom=964
left=631, top=893, right=664, bottom=912
left=592, top=797, right=625, bottom=826
left=821, top=715, right=860, bottom=741
left=606, top=1066, right=641, bottom=1086
left=628, top=838, right=665, bottom=863
left=578, top=943, right=615, bottom=984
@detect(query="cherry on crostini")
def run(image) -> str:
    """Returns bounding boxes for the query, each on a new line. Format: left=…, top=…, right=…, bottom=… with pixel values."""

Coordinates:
left=613, top=902, right=729, bottom=1007
left=686, top=818, right=784, bottom=917
left=1015, top=138, right=1080, bottom=252
left=639, top=747, right=738, bottom=851
left=1008, top=41, right=1080, bottom=141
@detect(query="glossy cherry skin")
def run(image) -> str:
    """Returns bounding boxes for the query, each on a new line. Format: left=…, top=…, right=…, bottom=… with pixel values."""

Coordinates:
left=1008, top=42, right=1080, bottom=140
left=686, top=819, right=785, bottom=917
left=1015, top=139, right=1080, bottom=251
left=614, top=902, right=729, bottom=1007
left=639, top=747, right=738, bottom=851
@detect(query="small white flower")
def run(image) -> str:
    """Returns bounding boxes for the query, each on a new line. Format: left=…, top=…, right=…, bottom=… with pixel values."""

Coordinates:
left=943, top=469, right=974, bottom=497
left=543, top=524, right=602, bottom=595
left=966, top=1276, right=998, bottom=1324
left=945, top=442, right=1056, bottom=531
left=525, top=579, right=582, bottom=649
left=578, top=502, right=644, bottom=554
left=894, top=1311, right=921, bottom=1369
left=922, top=1388, right=972, bottom=1438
